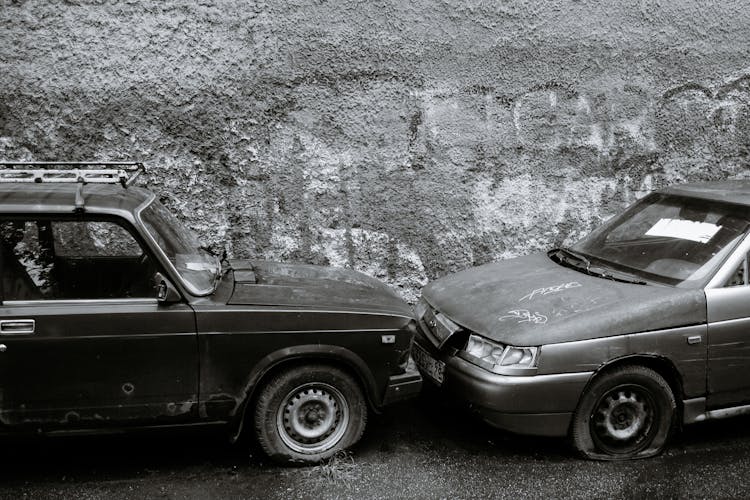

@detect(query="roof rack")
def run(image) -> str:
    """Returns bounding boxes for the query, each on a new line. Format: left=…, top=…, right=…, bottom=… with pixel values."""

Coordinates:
left=0, top=161, right=146, bottom=213
left=0, top=162, right=145, bottom=187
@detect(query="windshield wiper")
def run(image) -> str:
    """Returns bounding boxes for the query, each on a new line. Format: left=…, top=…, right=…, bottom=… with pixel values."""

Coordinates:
left=549, top=247, right=591, bottom=271
left=549, top=248, right=647, bottom=285
left=588, top=266, right=648, bottom=285
left=200, top=244, right=230, bottom=266
left=200, top=243, right=219, bottom=258
left=200, top=244, right=230, bottom=290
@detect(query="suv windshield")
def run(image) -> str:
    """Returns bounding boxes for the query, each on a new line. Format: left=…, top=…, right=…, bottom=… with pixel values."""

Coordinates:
left=568, top=193, right=749, bottom=288
left=139, top=200, right=220, bottom=295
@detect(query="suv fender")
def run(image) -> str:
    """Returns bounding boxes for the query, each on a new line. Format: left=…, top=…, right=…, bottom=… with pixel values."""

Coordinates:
left=228, top=344, right=377, bottom=441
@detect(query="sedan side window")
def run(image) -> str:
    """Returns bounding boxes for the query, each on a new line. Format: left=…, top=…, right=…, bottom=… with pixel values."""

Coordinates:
left=726, top=254, right=749, bottom=287
left=1, top=218, right=157, bottom=300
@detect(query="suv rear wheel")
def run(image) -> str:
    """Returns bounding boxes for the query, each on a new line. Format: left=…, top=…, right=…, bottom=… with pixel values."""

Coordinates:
left=571, top=365, right=676, bottom=460
left=254, top=364, right=367, bottom=464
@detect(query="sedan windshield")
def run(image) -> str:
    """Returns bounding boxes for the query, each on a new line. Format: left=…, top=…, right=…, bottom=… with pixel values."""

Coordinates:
left=139, top=200, right=220, bottom=295
left=568, top=193, right=749, bottom=288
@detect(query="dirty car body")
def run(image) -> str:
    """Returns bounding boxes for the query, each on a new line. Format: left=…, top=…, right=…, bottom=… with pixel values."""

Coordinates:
left=0, top=163, right=421, bottom=464
left=413, top=180, right=750, bottom=459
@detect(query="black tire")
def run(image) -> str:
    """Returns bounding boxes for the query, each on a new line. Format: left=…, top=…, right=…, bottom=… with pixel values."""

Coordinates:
left=253, top=364, right=367, bottom=465
left=571, top=365, right=676, bottom=460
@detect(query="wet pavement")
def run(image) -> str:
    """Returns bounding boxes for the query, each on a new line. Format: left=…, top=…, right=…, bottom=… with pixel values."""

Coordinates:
left=2, top=388, right=750, bottom=499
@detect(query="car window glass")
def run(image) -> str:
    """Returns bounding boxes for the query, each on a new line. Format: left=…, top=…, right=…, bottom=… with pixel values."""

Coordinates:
left=725, top=256, right=748, bottom=287
left=605, top=203, right=681, bottom=243
left=1, top=219, right=156, bottom=300
left=52, top=221, right=142, bottom=257
left=1, top=220, right=49, bottom=300
left=139, top=200, right=219, bottom=295
left=572, top=193, right=750, bottom=288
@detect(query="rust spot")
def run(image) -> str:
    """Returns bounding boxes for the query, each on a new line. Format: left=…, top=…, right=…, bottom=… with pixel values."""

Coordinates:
left=122, top=382, right=135, bottom=395
left=62, top=411, right=80, bottom=424
left=178, top=401, right=193, bottom=414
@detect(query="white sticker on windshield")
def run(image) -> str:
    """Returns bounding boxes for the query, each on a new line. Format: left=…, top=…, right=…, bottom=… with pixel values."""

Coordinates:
left=176, top=253, right=219, bottom=273
left=645, top=218, right=721, bottom=243
left=185, top=262, right=218, bottom=271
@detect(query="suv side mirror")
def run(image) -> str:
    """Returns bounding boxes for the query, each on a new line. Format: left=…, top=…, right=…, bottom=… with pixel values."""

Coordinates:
left=155, top=273, right=181, bottom=303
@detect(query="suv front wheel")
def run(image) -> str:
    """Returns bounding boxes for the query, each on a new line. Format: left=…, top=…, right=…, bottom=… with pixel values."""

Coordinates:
left=254, top=364, right=367, bottom=464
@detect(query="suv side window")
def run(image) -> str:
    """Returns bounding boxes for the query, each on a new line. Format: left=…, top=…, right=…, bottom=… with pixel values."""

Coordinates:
left=1, top=220, right=46, bottom=300
left=1, top=218, right=156, bottom=300
left=52, top=221, right=142, bottom=258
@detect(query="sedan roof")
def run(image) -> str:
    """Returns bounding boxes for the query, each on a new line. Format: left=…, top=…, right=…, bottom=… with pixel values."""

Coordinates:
left=663, top=180, right=750, bottom=206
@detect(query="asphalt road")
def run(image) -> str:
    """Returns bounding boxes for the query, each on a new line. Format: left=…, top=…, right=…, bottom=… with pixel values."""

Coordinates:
left=2, top=388, right=750, bottom=499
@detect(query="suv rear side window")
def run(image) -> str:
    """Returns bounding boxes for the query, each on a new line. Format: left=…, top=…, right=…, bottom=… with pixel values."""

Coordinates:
left=52, top=221, right=142, bottom=258
left=1, top=219, right=156, bottom=300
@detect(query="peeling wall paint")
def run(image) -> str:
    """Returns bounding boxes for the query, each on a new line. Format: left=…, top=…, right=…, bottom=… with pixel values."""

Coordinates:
left=2, top=0, right=750, bottom=302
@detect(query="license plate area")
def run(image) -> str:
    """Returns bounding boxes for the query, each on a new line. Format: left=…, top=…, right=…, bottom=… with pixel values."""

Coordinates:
left=422, top=308, right=462, bottom=348
left=412, top=342, right=445, bottom=385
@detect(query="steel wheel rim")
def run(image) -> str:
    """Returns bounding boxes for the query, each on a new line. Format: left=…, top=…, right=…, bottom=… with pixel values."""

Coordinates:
left=590, top=383, right=657, bottom=455
left=276, top=382, right=350, bottom=454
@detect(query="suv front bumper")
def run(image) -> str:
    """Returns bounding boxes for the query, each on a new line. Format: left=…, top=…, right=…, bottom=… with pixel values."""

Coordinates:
left=381, top=359, right=423, bottom=405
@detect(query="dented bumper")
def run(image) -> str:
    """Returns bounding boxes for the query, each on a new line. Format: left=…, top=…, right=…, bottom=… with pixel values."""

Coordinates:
left=380, top=360, right=423, bottom=406
left=414, top=338, right=592, bottom=437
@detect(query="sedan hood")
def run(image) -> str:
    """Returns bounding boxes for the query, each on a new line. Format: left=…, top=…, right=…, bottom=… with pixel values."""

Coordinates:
left=422, top=253, right=706, bottom=346
left=227, top=260, right=412, bottom=317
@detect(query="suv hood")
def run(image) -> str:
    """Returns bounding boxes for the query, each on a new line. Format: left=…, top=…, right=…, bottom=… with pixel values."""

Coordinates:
left=227, top=260, right=412, bottom=317
left=422, top=252, right=706, bottom=346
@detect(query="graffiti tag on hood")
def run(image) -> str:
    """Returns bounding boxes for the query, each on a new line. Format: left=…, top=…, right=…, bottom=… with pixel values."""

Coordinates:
left=519, top=281, right=582, bottom=301
left=499, top=309, right=548, bottom=325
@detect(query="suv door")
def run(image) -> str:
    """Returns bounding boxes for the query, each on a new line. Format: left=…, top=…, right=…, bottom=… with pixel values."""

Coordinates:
left=0, top=217, right=198, bottom=429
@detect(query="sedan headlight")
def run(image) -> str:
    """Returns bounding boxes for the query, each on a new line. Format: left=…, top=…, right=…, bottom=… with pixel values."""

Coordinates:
left=463, top=334, right=538, bottom=375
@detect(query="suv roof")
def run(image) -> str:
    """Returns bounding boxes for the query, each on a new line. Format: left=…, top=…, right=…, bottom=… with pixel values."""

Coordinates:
left=0, top=162, right=153, bottom=217
left=0, top=183, right=153, bottom=216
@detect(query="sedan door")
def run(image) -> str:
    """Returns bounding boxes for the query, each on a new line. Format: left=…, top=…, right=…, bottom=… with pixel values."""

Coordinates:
left=706, top=251, right=750, bottom=409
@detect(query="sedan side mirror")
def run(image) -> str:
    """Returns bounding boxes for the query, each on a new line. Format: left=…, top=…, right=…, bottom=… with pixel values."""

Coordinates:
left=155, top=273, right=181, bottom=303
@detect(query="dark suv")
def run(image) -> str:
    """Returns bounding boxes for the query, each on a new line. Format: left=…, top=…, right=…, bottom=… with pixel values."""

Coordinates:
left=0, top=162, right=421, bottom=464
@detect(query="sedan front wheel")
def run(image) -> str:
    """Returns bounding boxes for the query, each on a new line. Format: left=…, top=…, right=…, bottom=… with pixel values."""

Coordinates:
left=571, top=365, right=676, bottom=460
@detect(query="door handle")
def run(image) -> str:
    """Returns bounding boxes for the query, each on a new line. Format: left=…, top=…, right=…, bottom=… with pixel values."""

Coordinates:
left=0, top=319, right=35, bottom=335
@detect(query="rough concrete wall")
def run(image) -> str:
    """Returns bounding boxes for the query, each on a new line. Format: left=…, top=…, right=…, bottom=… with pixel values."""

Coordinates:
left=2, top=0, right=750, bottom=302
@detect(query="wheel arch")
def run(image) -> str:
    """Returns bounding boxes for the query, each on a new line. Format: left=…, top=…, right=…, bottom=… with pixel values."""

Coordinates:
left=581, top=354, right=685, bottom=419
left=228, top=344, right=378, bottom=440
left=570, top=354, right=682, bottom=459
